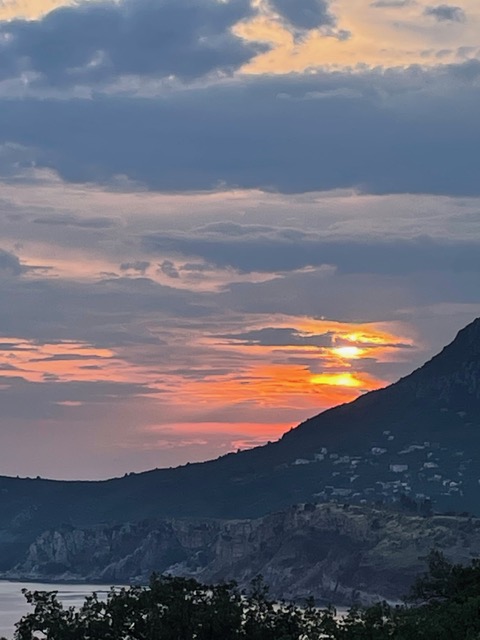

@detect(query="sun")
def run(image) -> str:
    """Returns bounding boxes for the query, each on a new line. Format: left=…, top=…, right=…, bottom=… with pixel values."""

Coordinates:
left=310, top=373, right=362, bottom=388
left=332, top=346, right=364, bottom=359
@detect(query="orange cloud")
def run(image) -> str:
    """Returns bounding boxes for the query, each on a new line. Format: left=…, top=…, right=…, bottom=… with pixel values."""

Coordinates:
left=0, top=338, right=136, bottom=384
left=174, top=361, right=384, bottom=416
left=154, top=316, right=413, bottom=428
left=0, top=0, right=70, bottom=20
left=0, top=315, right=414, bottom=456
left=236, top=0, right=480, bottom=73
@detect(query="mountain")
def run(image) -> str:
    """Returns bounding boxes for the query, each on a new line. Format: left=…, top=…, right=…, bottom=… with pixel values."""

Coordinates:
left=1, top=318, right=480, bottom=571
left=8, top=505, right=480, bottom=605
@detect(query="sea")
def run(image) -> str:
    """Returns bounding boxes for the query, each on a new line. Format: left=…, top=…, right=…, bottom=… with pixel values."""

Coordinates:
left=0, top=581, right=113, bottom=639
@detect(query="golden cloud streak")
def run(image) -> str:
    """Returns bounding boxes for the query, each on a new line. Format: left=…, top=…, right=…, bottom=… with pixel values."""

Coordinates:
left=0, top=0, right=71, bottom=20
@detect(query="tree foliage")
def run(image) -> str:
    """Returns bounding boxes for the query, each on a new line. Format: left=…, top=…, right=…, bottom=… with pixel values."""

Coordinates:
left=13, top=552, right=480, bottom=639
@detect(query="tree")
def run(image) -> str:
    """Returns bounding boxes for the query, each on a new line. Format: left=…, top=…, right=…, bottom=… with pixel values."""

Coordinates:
left=13, top=554, right=480, bottom=640
left=14, top=575, right=325, bottom=640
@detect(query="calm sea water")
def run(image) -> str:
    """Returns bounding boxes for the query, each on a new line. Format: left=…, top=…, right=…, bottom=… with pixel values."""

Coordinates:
left=0, top=581, right=113, bottom=639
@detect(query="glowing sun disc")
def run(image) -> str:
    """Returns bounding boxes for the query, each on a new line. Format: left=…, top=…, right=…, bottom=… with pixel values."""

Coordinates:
left=310, top=373, right=362, bottom=388
left=332, top=346, right=364, bottom=359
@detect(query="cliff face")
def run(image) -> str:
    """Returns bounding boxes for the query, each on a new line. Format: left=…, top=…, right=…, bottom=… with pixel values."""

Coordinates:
left=8, top=504, right=480, bottom=605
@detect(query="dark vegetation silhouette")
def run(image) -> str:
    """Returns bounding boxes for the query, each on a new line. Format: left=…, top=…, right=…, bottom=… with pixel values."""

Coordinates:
left=10, top=551, right=480, bottom=640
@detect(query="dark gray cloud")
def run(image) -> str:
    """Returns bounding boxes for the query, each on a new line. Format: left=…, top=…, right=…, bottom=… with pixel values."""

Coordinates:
left=0, top=248, right=24, bottom=276
left=424, top=4, right=466, bottom=22
left=218, top=327, right=334, bottom=347
left=159, top=260, right=180, bottom=279
left=0, top=62, right=478, bottom=196
left=30, top=354, right=112, bottom=362
left=143, top=222, right=480, bottom=275
left=0, top=274, right=213, bottom=348
left=0, top=143, right=37, bottom=178
left=219, top=267, right=480, bottom=329
left=370, top=0, right=413, bottom=7
left=269, top=0, right=335, bottom=30
left=0, top=377, right=157, bottom=419
left=120, top=261, right=151, bottom=274
left=0, top=0, right=264, bottom=87
left=221, top=327, right=411, bottom=350
left=0, top=342, right=30, bottom=351
left=33, top=214, right=117, bottom=229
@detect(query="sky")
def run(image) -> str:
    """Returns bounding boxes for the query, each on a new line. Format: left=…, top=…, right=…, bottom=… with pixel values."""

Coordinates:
left=0, top=0, right=479, bottom=479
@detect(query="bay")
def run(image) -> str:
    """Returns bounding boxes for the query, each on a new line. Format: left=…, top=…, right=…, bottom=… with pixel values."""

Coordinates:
left=0, top=581, right=114, bottom=639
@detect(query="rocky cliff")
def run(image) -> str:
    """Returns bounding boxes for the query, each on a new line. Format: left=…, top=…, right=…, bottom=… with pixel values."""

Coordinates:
left=8, top=504, right=480, bottom=605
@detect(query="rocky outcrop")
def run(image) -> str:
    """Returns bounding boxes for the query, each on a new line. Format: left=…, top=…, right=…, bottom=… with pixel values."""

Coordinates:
left=7, top=504, right=480, bottom=605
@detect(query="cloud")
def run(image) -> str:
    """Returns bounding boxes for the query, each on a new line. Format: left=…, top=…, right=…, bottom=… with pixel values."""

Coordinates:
left=30, top=353, right=112, bottom=362
left=424, top=4, right=466, bottom=22
left=0, top=184, right=479, bottom=476
left=0, top=377, right=158, bottom=420
left=0, top=0, right=265, bottom=87
left=0, top=1, right=478, bottom=481
left=33, top=214, right=117, bottom=228
left=217, top=327, right=335, bottom=347
left=158, top=260, right=180, bottom=279
left=143, top=222, right=480, bottom=275
left=0, top=273, right=213, bottom=349
left=0, top=61, right=478, bottom=196
left=0, top=247, right=24, bottom=275
left=268, top=0, right=336, bottom=30
left=120, top=261, right=150, bottom=274
left=0, top=143, right=36, bottom=178
left=370, top=0, right=413, bottom=7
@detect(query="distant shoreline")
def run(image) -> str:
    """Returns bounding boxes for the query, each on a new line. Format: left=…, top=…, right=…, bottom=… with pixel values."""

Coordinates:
left=0, top=576, right=133, bottom=588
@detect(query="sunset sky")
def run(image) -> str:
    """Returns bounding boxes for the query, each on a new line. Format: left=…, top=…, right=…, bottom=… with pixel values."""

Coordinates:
left=0, top=0, right=479, bottom=479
